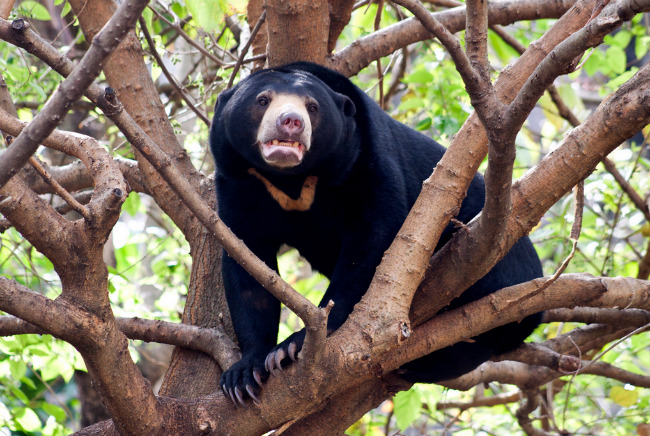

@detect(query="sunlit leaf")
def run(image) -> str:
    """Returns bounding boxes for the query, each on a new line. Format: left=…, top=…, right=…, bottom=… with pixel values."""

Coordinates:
left=15, top=407, right=42, bottom=432
left=393, top=389, right=422, bottom=431
left=18, top=1, right=52, bottom=20
left=610, top=385, right=638, bottom=407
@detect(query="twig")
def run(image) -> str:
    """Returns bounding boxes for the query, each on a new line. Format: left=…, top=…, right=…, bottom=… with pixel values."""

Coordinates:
left=512, top=181, right=584, bottom=305
left=227, top=9, right=266, bottom=88
left=28, top=155, right=92, bottom=220
left=516, top=390, right=552, bottom=436
left=148, top=6, right=226, bottom=67
left=601, top=146, right=646, bottom=275
left=437, top=390, right=522, bottom=411
left=601, top=156, right=650, bottom=221
left=223, top=53, right=267, bottom=70
left=139, top=17, right=210, bottom=126
left=545, top=83, right=650, bottom=222
left=5, top=135, right=92, bottom=220
left=638, top=240, right=650, bottom=280
left=578, top=322, right=650, bottom=375
left=374, top=0, right=384, bottom=107
left=383, top=46, right=408, bottom=108
left=499, top=343, right=581, bottom=373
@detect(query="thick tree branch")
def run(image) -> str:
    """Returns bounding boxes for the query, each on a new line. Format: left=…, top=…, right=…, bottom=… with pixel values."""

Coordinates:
left=265, top=0, right=330, bottom=67
left=391, top=0, right=481, bottom=93
left=436, top=0, right=648, bottom=311
left=327, top=0, right=356, bottom=53
left=67, top=0, right=231, bottom=396
left=388, top=274, right=650, bottom=373
left=68, top=0, right=203, bottom=235
left=18, top=157, right=146, bottom=196
left=544, top=307, right=650, bottom=326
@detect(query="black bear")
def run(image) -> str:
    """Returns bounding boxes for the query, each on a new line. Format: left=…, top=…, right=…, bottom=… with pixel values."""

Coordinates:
left=209, top=62, right=542, bottom=403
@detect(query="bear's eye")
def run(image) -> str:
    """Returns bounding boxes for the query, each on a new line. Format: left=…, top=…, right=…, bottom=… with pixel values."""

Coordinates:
left=258, top=97, right=268, bottom=107
left=307, top=103, right=318, bottom=113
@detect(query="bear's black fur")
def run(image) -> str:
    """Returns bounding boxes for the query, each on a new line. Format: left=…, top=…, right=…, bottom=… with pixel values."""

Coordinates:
left=209, top=62, right=542, bottom=401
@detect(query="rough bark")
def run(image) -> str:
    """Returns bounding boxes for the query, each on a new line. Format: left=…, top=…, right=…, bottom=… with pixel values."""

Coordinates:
left=265, top=0, right=330, bottom=66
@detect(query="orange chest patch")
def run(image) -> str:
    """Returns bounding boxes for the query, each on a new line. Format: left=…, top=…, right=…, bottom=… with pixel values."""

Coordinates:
left=247, top=168, right=318, bottom=212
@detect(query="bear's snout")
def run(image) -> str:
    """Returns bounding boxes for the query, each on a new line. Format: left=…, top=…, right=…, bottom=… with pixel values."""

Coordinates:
left=277, top=111, right=305, bottom=139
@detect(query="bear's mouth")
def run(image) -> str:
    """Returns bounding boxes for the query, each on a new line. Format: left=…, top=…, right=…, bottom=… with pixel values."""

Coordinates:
left=259, top=139, right=306, bottom=168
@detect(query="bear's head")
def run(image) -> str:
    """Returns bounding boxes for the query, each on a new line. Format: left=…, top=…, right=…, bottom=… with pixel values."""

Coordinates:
left=210, top=69, right=357, bottom=176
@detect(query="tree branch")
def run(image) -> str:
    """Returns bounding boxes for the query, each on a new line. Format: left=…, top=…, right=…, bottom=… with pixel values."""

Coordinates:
left=414, top=58, right=650, bottom=324
left=265, top=0, right=330, bottom=66
left=0, top=0, right=150, bottom=189
left=386, top=274, right=650, bottom=374
left=345, top=0, right=599, bottom=350
left=0, top=315, right=240, bottom=372
left=331, top=0, right=579, bottom=76
left=139, top=17, right=210, bottom=126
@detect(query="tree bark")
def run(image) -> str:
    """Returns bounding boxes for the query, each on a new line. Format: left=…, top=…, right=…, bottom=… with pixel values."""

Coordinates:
left=265, top=0, right=330, bottom=66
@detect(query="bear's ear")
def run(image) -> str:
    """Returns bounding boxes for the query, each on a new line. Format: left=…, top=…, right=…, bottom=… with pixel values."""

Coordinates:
left=336, top=93, right=356, bottom=118
left=214, top=87, right=236, bottom=115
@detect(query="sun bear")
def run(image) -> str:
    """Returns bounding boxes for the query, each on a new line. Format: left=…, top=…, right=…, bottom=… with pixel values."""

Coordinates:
left=209, top=62, right=542, bottom=403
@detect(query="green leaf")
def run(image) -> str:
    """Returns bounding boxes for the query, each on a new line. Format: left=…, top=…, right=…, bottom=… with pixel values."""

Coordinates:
left=604, top=30, right=632, bottom=49
left=171, top=2, right=186, bottom=17
left=415, top=117, right=432, bottom=131
left=10, top=385, right=30, bottom=404
left=60, top=2, right=71, bottom=18
left=398, top=97, right=425, bottom=112
left=122, top=192, right=141, bottom=217
left=605, top=46, right=627, bottom=75
left=610, top=385, right=638, bottom=407
left=185, top=0, right=227, bottom=32
left=141, top=7, right=154, bottom=34
left=42, top=404, right=67, bottom=422
left=20, top=376, right=36, bottom=390
left=636, top=36, right=650, bottom=60
left=393, top=389, right=422, bottom=431
left=25, top=344, right=50, bottom=357
left=19, top=1, right=52, bottom=20
left=15, top=407, right=42, bottom=432
left=9, top=359, right=26, bottom=380
left=488, top=30, right=519, bottom=62
left=403, top=69, right=434, bottom=85
left=583, top=49, right=606, bottom=76
left=607, top=68, right=637, bottom=90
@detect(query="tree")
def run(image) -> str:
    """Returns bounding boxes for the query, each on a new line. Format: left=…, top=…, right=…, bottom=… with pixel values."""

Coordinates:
left=1, top=0, right=650, bottom=434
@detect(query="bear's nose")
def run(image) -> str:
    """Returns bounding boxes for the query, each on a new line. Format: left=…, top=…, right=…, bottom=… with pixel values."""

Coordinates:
left=277, top=112, right=304, bottom=137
